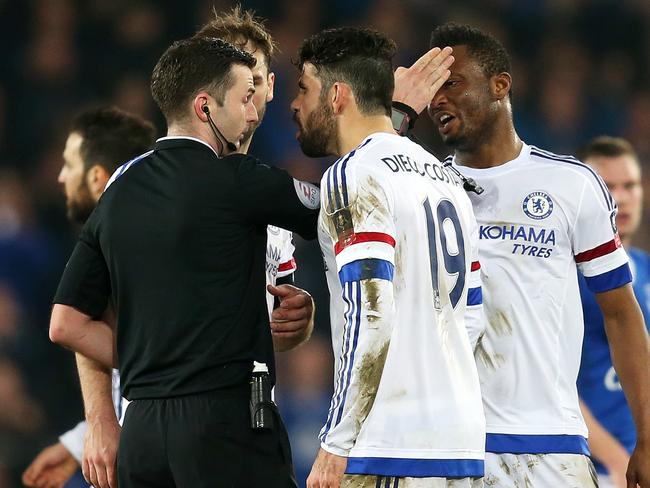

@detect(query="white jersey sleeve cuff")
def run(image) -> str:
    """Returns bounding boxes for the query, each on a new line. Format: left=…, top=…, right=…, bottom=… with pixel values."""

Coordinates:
left=320, top=441, right=349, bottom=458
left=59, top=420, right=87, bottom=463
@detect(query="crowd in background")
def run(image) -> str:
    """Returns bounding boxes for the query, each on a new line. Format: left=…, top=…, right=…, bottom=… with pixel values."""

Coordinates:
left=1, top=0, right=649, bottom=486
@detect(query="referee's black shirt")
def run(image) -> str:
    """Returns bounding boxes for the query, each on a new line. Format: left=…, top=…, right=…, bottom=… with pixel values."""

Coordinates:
left=54, top=137, right=319, bottom=400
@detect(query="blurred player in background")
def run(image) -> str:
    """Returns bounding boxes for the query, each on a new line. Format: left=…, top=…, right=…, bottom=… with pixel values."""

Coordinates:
left=292, top=27, right=485, bottom=488
left=576, top=136, right=650, bottom=488
left=396, top=22, right=650, bottom=487
left=22, top=106, right=156, bottom=488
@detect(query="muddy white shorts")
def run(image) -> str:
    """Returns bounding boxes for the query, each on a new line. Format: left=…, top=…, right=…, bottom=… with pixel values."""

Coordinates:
left=484, top=453, right=597, bottom=487
left=340, top=475, right=483, bottom=487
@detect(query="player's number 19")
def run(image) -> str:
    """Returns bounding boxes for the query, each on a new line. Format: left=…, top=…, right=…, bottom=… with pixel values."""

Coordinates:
left=423, top=198, right=466, bottom=310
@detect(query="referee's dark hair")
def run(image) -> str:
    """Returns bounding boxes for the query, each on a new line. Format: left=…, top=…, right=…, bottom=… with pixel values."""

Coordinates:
left=296, top=27, right=397, bottom=116
left=70, top=106, right=156, bottom=175
left=151, top=36, right=256, bottom=124
left=431, top=23, right=511, bottom=81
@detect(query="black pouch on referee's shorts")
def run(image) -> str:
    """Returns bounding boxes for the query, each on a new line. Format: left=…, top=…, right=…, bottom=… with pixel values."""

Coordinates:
left=250, top=361, right=275, bottom=430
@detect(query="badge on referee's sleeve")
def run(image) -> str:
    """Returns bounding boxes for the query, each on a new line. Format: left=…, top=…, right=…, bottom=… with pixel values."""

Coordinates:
left=293, top=179, right=319, bottom=209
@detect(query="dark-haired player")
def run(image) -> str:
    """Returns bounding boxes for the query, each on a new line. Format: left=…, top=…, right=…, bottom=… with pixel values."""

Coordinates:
left=396, top=22, right=650, bottom=487
left=292, top=27, right=485, bottom=488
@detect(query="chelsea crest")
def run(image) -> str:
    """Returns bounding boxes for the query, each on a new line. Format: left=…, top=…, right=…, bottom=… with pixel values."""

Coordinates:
left=523, top=191, right=553, bottom=220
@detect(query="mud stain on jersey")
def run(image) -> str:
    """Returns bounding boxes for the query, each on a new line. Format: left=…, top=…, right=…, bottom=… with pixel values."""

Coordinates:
left=361, top=279, right=381, bottom=326
left=324, top=175, right=392, bottom=254
left=354, top=340, right=390, bottom=433
left=489, top=309, right=512, bottom=336
left=352, top=175, right=391, bottom=226
left=475, top=341, right=505, bottom=370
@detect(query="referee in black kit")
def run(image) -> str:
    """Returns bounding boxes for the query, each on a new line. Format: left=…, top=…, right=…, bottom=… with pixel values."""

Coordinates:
left=49, top=37, right=318, bottom=488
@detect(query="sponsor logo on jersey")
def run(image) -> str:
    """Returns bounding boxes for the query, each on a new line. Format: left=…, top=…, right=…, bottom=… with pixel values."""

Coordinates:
left=609, top=209, right=618, bottom=234
left=266, top=244, right=282, bottom=276
left=522, top=191, right=553, bottom=220
left=293, top=179, right=320, bottom=209
left=479, top=224, right=557, bottom=258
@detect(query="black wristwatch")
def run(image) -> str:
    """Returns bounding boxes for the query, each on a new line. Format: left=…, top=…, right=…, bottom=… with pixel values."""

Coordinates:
left=391, top=101, right=419, bottom=136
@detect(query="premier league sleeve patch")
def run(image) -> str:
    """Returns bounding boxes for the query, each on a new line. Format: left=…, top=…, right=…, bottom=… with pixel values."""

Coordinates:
left=522, top=191, right=553, bottom=220
left=293, top=179, right=320, bottom=210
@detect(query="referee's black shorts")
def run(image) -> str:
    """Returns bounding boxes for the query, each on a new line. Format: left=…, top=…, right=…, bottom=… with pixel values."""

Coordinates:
left=117, top=383, right=297, bottom=488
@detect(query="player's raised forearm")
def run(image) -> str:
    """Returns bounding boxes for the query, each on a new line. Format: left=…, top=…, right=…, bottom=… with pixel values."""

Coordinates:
left=597, top=285, right=650, bottom=442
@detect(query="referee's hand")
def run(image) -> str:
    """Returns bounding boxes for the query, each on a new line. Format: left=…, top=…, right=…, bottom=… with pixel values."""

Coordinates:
left=268, top=284, right=314, bottom=352
left=83, top=417, right=120, bottom=488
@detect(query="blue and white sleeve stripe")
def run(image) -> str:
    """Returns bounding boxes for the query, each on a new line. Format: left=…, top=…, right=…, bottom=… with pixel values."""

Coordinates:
left=339, top=259, right=394, bottom=284
left=320, top=281, right=362, bottom=442
left=467, top=287, right=482, bottom=306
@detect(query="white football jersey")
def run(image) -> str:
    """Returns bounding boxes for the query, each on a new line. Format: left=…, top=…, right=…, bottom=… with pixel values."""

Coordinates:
left=451, top=143, right=631, bottom=455
left=318, top=132, right=485, bottom=478
left=265, top=225, right=297, bottom=316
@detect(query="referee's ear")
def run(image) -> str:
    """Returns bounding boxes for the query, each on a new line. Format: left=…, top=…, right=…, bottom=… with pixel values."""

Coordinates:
left=86, top=164, right=111, bottom=201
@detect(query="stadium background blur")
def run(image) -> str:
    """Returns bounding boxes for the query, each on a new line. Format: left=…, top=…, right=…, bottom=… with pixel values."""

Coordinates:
left=1, top=1, right=649, bottom=486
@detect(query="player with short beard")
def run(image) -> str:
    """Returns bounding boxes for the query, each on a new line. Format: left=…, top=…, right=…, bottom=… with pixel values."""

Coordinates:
left=292, top=27, right=485, bottom=488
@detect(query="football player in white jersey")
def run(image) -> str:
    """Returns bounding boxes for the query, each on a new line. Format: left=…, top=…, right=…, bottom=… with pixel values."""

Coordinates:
left=292, top=27, right=485, bottom=488
left=395, top=22, right=650, bottom=488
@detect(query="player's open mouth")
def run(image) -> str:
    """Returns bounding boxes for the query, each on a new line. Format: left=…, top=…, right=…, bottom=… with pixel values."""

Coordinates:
left=436, top=112, right=456, bottom=134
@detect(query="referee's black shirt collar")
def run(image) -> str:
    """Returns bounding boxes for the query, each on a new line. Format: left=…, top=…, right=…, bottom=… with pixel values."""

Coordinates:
left=155, top=136, right=220, bottom=158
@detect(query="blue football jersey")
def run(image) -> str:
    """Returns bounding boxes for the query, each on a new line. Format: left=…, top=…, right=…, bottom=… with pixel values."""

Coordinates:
left=578, top=247, right=650, bottom=473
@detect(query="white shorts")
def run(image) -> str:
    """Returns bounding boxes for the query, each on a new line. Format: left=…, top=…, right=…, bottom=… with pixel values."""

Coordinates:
left=341, top=475, right=483, bottom=487
left=485, top=453, right=597, bottom=487
left=596, top=474, right=616, bottom=488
